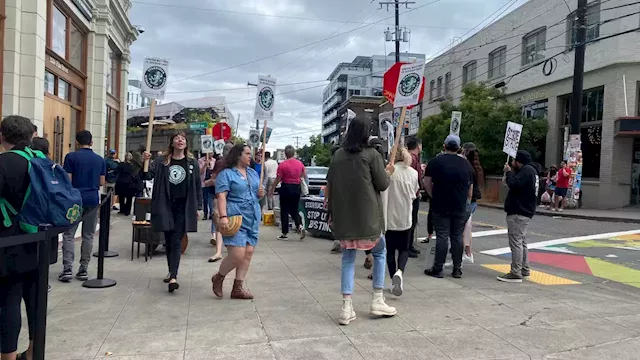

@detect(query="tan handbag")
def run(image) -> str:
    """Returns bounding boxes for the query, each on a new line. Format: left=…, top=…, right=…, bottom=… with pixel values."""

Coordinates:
left=214, top=211, right=242, bottom=237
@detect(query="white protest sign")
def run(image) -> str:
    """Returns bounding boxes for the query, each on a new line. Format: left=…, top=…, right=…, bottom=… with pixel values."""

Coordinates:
left=254, top=75, right=276, bottom=121
left=393, top=60, right=425, bottom=108
left=141, top=57, right=169, bottom=100
left=248, top=129, right=260, bottom=148
left=503, top=121, right=524, bottom=158
left=213, top=139, right=225, bottom=155
left=345, top=109, right=356, bottom=133
left=450, top=111, right=462, bottom=135
left=378, top=111, right=392, bottom=140
left=386, top=121, right=394, bottom=153
left=200, top=135, right=213, bottom=154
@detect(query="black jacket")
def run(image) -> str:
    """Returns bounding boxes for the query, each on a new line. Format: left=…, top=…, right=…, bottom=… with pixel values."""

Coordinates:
left=504, top=164, right=538, bottom=218
left=143, top=156, right=203, bottom=233
left=115, top=162, right=142, bottom=196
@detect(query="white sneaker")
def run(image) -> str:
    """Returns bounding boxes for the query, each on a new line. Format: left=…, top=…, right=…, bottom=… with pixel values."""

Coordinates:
left=370, top=291, right=397, bottom=317
left=463, top=253, right=474, bottom=264
left=391, top=270, right=404, bottom=296
left=444, top=260, right=453, bottom=268
left=338, top=299, right=356, bottom=325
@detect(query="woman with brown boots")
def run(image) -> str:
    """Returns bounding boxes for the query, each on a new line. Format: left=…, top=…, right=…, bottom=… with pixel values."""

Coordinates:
left=211, top=144, right=265, bottom=299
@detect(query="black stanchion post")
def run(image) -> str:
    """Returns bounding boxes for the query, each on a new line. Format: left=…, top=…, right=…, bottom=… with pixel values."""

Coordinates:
left=94, top=191, right=118, bottom=258
left=83, top=194, right=117, bottom=288
left=33, top=224, right=52, bottom=360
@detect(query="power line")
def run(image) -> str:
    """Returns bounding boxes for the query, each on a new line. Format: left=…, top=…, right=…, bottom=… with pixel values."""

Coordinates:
left=165, top=79, right=329, bottom=94
left=168, top=0, right=439, bottom=84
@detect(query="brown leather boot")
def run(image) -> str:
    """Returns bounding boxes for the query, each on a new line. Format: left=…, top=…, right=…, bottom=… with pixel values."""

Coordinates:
left=211, top=273, right=225, bottom=298
left=230, top=280, right=254, bottom=300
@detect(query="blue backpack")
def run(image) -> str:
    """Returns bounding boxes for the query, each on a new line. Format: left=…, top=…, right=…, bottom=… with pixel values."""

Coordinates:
left=0, top=148, right=83, bottom=233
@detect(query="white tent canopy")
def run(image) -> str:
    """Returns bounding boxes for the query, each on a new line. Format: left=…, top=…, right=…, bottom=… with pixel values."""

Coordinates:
left=127, top=96, right=235, bottom=126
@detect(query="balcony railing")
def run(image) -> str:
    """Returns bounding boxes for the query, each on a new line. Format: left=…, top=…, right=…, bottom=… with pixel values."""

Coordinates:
left=321, top=124, right=338, bottom=137
left=322, top=109, right=338, bottom=125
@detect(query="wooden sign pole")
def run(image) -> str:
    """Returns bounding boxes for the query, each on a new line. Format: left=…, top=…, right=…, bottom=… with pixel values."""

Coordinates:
left=143, top=99, right=156, bottom=172
left=259, top=120, right=268, bottom=191
left=389, top=107, right=407, bottom=166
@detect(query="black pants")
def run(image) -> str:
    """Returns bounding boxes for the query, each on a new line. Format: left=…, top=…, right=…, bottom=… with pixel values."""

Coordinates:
left=432, top=212, right=468, bottom=272
left=0, top=270, right=37, bottom=353
left=386, top=229, right=410, bottom=278
left=120, top=195, right=134, bottom=216
left=408, top=198, right=420, bottom=249
left=427, top=206, right=434, bottom=236
left=279, top=183, right=302, bottom=235
left=163, top=199, right=186, bottom=279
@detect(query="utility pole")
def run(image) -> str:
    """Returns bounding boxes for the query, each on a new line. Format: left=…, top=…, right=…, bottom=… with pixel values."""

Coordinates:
left=293, top=136, right=302, bottom=149
left=569, top=0, right=587, bottom=135
left=381, top=1, right=414, bottom=63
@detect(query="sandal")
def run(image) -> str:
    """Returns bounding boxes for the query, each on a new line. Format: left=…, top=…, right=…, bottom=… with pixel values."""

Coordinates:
left=364, top=257, right=373, bottom=270
left=210, top=238, right=217, bottom=246
left=208, top=256, right=222, bottom=263
left=163, top=273, right=171, bottom=283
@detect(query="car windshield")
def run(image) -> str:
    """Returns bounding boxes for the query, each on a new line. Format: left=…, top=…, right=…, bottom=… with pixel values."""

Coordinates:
left=306, top=167, right=328, bottom=176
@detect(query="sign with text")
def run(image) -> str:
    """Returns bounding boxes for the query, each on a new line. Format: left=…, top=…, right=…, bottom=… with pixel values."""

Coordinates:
left=393, top=61, right=426, bottom=108
left=189, top=122, right=208, bottom=130
left=141, top=57, right=169, bottom=100
left=298, top=196, right=333, bottom=239
left=450, top=111, right=462, bottom=135
left=254, top=75, right=276, bottom=121
left=200, top=135, right=213, bottom=153
left=261, top=127, right=273, bottom=144
left=503, top=121, right=523, bottom=158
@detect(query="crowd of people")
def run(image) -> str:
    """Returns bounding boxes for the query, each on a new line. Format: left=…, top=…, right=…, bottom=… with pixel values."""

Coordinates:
left=0, top=112, right=543, bottom=358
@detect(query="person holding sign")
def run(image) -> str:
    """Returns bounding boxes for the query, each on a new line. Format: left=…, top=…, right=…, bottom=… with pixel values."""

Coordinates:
left=142, top=132, right=203, bottom=293
left=552, top=161, right=571, bottom=212
left=498, top=150, right=538, bottom=283
left=326, top=117, right=397, bottom=326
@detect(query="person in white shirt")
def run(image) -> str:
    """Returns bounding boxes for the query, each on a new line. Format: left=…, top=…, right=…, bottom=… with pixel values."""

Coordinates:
left=381, top=146, right=419, bottom=297
left=263, top=151, right=279, bottom=210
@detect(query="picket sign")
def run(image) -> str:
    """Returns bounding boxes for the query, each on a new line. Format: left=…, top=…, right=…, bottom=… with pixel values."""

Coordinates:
left=259, top=120, right=268, bottom=191
left=141, top=57, right=169, bottom=172
left=389, top=107, right=407, bottom=165
left=503, top=121, right=523, bottom=164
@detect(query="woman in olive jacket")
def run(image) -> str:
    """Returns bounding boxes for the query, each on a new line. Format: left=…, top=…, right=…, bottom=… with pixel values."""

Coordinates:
left=143, top=132, right=203, bottom=293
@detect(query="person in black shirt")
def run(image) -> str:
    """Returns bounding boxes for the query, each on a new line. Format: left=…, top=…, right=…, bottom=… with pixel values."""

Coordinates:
left=0, top=115, right=38, bottom=360
left=423, top=135, right=474, bottom=279
left=142, top=132, right=203, bottom=293
left=115, top=153, right=141, bottom=216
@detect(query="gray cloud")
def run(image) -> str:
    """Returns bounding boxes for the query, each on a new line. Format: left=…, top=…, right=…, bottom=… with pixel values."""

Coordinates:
left=129, top=0, right=528, bottom=150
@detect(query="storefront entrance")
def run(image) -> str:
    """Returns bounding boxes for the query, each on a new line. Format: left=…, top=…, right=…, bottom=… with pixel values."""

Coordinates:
left=43, top=96, right=72, bottom=163
left=631, top=138, right=640, bottom=206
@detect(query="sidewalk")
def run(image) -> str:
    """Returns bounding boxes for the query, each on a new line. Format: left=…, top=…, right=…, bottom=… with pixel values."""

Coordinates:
left=32, top=216, right=640, bottom=359
left=480, top=202, right=640, bottom=223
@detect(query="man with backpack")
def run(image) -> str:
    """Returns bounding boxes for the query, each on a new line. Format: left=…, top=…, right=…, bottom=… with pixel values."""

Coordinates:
left=59, top=130, right=106, bottom=282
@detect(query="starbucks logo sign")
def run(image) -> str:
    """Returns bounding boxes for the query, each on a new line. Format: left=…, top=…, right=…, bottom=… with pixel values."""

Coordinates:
left=258, top=87, right=275, bottom=111
left=451, top=119, right=460, bottom=133
left=380, top=119, right=391, bottom=132
left=144, top=66, right=167, bottom=90
left=398, top=73, right=420, bottom=96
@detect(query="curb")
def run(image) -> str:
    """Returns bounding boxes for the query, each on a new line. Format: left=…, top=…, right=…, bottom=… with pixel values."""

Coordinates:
left=477, top=202, right=640, bottom=224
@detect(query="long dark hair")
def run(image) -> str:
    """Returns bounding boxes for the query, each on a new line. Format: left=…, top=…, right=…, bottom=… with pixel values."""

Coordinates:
left=224, top=144, right=248, bottom=169
left=342, top=117, right=371, bottom=153
left=466, top=149, right=485, bottom=188
left=163, top=131, right=194, bottom=166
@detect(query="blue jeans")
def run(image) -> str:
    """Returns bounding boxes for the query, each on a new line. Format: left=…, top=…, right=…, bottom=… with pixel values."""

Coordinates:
left=202, top=187, right=213, bottom=217
left=341, top=236, right=386, bottom=294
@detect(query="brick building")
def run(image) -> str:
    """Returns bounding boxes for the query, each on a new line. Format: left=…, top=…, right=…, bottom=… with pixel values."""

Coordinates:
left=422, top=0, right=640, bottom=208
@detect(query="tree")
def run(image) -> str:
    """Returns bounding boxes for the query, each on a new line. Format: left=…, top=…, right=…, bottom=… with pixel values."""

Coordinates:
left=418, top=82, right=548, bottom=175
left=297, top=135, right=331, bottom=166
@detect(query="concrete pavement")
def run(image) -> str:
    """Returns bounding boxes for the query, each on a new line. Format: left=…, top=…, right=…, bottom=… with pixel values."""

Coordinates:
left=25, top=214, right=640, bottom=359
left=479, top=202, right=640, bottom=223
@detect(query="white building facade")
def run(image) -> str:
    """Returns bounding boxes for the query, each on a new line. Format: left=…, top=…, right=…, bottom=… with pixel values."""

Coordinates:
left=321, top=53, right=425, bottom=144
left=422, top=0, right=640, bottom=209
left=1, top=0, right=137, bottom=162
left=126, top=79, right=152, bottom=110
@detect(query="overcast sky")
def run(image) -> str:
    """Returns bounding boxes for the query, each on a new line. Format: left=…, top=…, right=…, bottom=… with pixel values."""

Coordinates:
left=129, top=0, right=528, bottom=151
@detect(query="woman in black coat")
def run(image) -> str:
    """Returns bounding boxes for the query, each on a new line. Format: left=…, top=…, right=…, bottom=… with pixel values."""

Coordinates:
left=142, top=132, right=203, bottom=293
left=115, top=153, right=140, bottom=216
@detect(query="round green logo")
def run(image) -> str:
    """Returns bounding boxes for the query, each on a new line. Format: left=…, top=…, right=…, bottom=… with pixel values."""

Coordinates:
left=144, top=66, right=167, bottom=90
left=258, top=87, right=275, bottom=111
left=399, top=73, right=420, bottom=96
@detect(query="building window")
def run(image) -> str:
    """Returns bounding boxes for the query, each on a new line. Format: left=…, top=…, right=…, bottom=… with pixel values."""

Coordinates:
left=567, top=1, right=600, bottom=48
left=445, top=72, right=451, bottom=96
left=488, top=46, right=507, bottom=79
left=522, top=28, right=546, bottom=66
left=106, top=47, right=121, bottom=97
left=69, top=23, right=84, bottom=70
left=429, top=80, right=435, bottom=100
left=436, top=77, right=443, bottom=97
left=57, top=78, right=70, bottom=101
left=52, top=7, right=66, bottom=58
left=44, top=71, right=55, bottom=94
left=522, top=99, right=548, bottom=119
left=462, top=61, right=477, bottom=85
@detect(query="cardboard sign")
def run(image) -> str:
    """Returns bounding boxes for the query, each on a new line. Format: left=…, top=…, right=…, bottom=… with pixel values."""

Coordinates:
left=200, top=135, right=213, bottom=154
left=503, top=121, right=523, bottom=158
left=393, top=61, right=426, bottom=108
left=141, top=57, right=169, bottom=100
left=450, top=111, right=462, bottom=135
left=254, top=75, right=276, bottom=121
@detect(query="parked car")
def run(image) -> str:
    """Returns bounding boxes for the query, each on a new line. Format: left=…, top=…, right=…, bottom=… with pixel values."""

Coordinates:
left=306, top=166, right=328, bottom=194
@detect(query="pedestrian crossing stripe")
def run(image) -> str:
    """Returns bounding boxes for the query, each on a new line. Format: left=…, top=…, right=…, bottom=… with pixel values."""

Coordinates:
left=481, top=264, right=581, bottom=285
